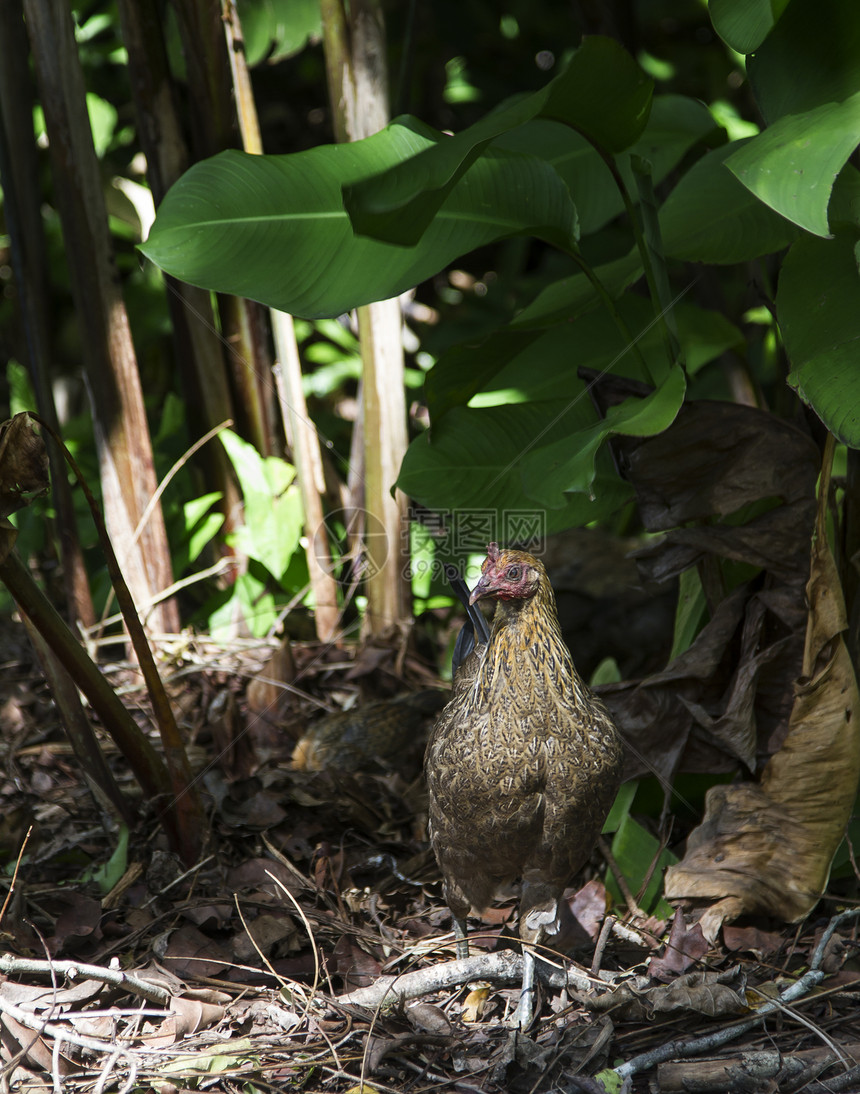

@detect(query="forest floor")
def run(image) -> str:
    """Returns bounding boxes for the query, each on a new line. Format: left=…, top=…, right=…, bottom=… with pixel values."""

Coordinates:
left=1, top=625, right=860, bottom=1094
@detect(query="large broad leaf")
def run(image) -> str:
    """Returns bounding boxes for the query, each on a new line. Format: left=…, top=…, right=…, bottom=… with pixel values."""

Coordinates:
left=726, top=92, right=860, bottom=238
left=512, top=251, right=644, bottom=330
left=396, top=401, right=632, bottom=533
left=425, top=328, right=543, bottom=423
left=429, top=297, right=740, bottom=422
left=495, top=95, right=717, bottom=238
left=512, top=140, right=801, bottom=332
left=343, top=37, right=652, bottom=246
left=748, top=0, right=860, bottom=124
left=708, top=0, right=791, bottom=54
left=141, top=120, right=578, bottom=318
left=520, top=364, right=687, bottom=507
left=777, top=232, right=860, bottom=447
left=660, top=142, right=801, bottom=263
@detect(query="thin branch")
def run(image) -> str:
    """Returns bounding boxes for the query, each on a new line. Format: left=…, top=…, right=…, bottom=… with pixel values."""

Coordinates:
left=614, top=907, right=860, bottom=1082
left=0, top=956, right=171, bottom=1006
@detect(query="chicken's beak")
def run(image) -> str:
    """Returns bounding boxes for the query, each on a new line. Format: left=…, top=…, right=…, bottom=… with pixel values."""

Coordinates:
left=469, top=574, right=492, bottom=605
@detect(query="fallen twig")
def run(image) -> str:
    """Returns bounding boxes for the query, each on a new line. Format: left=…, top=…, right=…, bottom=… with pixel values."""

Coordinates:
left=658, top=1042, right=860, bottom=1092
left=337, top=948, right=639, bottom=1009
left=0, top=991, right=140, bottom=1089
left=337, top=950, right=523, bottom=1008
left=0, top=955, right=170, bottom=1006
left=614, top=907, right=860, bottom=1082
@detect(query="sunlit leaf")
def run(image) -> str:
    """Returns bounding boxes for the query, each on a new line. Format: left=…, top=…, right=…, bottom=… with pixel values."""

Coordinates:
left=726, top=92, right=860, bottom=237
left=344, top=37, right=652, bottom=246
left=237, top=0, right=320, bottom=64
left=142, top=121, right=579, bottom=318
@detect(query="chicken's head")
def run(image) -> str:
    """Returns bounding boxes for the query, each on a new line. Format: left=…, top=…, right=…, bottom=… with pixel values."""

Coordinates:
left=469, top=543, right=545, bottom=604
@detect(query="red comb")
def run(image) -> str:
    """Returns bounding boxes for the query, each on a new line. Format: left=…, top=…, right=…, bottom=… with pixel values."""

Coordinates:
left=487, top=542, right=500, bottom=562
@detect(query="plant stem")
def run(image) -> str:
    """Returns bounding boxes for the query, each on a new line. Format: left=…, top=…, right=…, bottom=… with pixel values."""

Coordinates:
left=593, top=144, right=674, bottom=379
left=33, top=416, right=206, bottom=865
left=0, top=550, right=174, bottom=830
left=223, top=0, right=341, bottom=641
left=320, top=0, right=412, bottom=634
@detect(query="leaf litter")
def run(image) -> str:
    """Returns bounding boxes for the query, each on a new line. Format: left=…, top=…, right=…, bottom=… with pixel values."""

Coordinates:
left=2, top=404, right=860, bottom=1090
left=0, top=623, right=858, bottom=1094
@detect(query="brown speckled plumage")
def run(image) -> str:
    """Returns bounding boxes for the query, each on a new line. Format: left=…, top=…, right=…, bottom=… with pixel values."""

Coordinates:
left=293, top=690, right=445, bottom=773
left=426, top=543, right=623, bottom=955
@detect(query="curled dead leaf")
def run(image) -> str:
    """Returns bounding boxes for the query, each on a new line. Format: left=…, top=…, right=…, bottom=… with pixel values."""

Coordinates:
left=665, top=438, right=860, bottom=937
left=648, top=912, right=708, bottom=982
left=0, top=413, right=49, bottom=520
left=461, top=984, right=491, bottom=1022
left=406, top=1001, right=452, bottom=1035
left=607, top=966, right=748, bottom=1021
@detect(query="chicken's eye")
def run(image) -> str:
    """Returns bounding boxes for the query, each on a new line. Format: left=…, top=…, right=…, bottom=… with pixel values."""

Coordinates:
left=506, top=565, right=521, bottom=580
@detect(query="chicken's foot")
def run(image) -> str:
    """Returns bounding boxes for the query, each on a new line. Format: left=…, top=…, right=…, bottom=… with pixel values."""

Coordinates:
left=510, top=947, right=537, bottom=1030
left=453, top=916, right=470, bottom=960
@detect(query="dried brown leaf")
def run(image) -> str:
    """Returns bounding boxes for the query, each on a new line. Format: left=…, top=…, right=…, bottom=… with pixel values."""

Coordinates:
left=648, top=912, right=708, bottom=982
left=227, top=856, right=304, bottom=896
left=0, top=1012, right=75, bottom=1075
left=602, top=586, right=754, bottom=780
left=462, top=986, right=491, bottom=1022
left=566, top=878, right=610, bottom=943
left=406, top=1002, right=452, bottom=1035
left=723, top=924, right=783, bottom=958
left=246, top=637, right=295, bottom=718
left=0, top=979, right=103, bottom=1008
left=332, top=934, right=381, bottom=989
left=139, top=995, right=224, bottom=1049
left=610, top=966, right=748, bottom=1021
left=665, top=442, right=860, bottom=934
left=652, top=967, right=748, bottom=1017
left=171, top=995, right=226, bottom=1035
left=635, top=500, right=815, bottom=585
left=157, top=924, right=232, bottom=979
left=51, top=893, right=103, bottom=954
left=232, top=911, right=297, bottom=961
left=616, top=400, right=819, bottom=530
left=0, top=413, right=49, bottom=520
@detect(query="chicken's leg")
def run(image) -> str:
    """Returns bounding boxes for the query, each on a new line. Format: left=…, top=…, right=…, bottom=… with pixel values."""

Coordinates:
left=512, top=882, right=559, bottom=1029
left=453, top=916, right=470, bottom=960
left=511, top=947, right=537, bottom=1029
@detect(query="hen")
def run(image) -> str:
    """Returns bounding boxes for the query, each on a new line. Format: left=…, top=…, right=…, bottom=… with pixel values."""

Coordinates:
left=426, top=543, right=623, bottom=1027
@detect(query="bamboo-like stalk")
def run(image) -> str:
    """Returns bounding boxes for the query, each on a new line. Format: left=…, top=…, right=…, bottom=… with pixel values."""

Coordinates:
left=0, top=3, right=95, bottom=631
left=37, top=417, right=207, bottom=864
left=115, top=0, right=244, bottom=533
left=222, top=0, right=340, bottom=642
left=320, top=0, right=412, bottom=634
left=22, top=0, right=178, bottom=639
left=21, top=615, right=135, bottom=824
left=170, top=0, right=277, bottom=461
left=0, top=549, right=192, bottom=855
